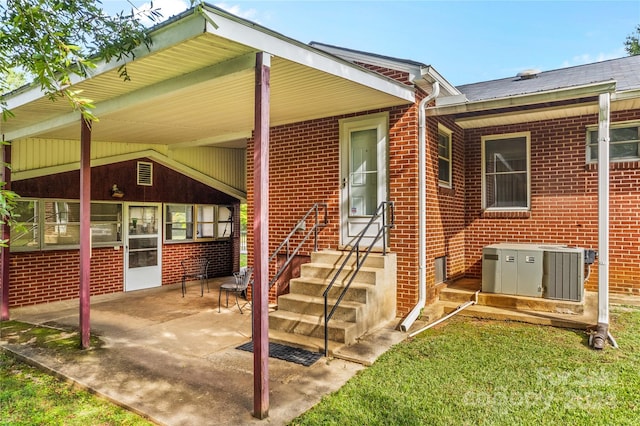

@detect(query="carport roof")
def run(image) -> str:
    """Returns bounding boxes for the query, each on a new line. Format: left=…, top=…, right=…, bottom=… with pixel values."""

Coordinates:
left=1, top=4, right=415, bottom=146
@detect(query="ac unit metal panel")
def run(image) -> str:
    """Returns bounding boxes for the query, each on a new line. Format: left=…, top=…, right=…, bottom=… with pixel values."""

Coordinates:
left=543, top=248, right=584, bottom=302
left=482, top=248, right=501, bottom=293
left=515, top=250, right=543, bottom=297
left=501, top=250, right=519, bottom=295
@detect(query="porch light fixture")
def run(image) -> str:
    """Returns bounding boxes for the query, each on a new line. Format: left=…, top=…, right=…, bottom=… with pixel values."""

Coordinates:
left=111, top=184, right=124, bottom=199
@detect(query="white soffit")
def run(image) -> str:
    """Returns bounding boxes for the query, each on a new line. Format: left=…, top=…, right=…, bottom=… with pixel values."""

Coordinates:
left=3, top=6, right=414, bottom=144
left=454, top=95, right=640, bottom=129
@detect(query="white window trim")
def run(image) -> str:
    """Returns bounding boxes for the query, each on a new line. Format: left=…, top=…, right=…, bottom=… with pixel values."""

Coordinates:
left=481, top=131, right=531, bottom=211
left=586, top=120, right=640, bottom=163
left=438, top=123, right=453, bottom=188
left=10, top=198, right=123, bottom=252
left=163, top=203, right=233, bottom=243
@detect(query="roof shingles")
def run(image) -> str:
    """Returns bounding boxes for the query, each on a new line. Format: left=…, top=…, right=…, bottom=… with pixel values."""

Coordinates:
left=458, top=55, right=640, bottom=102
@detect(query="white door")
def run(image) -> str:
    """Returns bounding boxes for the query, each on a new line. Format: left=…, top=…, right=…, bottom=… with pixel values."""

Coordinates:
left=124, top=203, right=162, bottom=291
left=340, top=113, right=388, bottom=248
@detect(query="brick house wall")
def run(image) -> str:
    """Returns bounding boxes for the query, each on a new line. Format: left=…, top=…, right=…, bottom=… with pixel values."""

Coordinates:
left=427, top=115, right=467, bottom=295
left=6, top=160, right=241, bottom=308
left=463, top=109, right=640, bottom=296
left=8, top=248, right=123, bottom=307
left=8, top=237, right=238, bottom=308
left=245, top=100, right=471, bottom=315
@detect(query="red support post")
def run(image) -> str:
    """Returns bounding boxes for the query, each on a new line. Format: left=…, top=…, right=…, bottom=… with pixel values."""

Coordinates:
left=252, top=51, right=271, bottom=420
left=79, top=118, right=92, bottom=349
left=1, top=143, right=11, bottom=321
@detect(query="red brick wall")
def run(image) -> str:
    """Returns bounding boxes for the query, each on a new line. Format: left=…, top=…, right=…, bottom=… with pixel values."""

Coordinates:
left=463, top=109, right=640, bottom=296
left=8, top=248, right=123, bottom=307
left=245, top=101, right=469, bottom=315
left=162, top=240, right=235, bottom=285
left=8, top=237, right=237, bottom=308
left=426, top=116, right=467, bottom=297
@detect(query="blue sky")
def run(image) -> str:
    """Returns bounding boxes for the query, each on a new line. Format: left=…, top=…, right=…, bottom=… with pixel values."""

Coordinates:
left=102, top=0, right=640, bottom=86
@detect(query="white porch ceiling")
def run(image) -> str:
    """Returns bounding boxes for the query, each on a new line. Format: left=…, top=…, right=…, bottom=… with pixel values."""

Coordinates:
left=2, top=8, right=415, bottom=146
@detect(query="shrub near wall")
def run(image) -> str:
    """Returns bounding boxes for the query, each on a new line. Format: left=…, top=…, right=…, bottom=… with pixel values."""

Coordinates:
left=463, top=110, right=640, bottom=296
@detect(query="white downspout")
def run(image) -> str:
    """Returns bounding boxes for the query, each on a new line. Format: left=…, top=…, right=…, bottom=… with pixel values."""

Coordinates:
left=400, top=81, right=440, bottom=332
left=592, top=92, right=614, bottom=349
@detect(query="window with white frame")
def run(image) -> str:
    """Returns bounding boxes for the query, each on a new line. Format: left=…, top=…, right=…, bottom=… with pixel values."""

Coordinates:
left=10, top=199, right=123, bottom=251
left=482, top=133, right=530, bottom=210
left=164, top=204, right=232, bottom=243
left=164, top=204, right=193, bottom=241
left=587, top=122, right=640, bottom=162
left=438, top=124, right=453, bottom=187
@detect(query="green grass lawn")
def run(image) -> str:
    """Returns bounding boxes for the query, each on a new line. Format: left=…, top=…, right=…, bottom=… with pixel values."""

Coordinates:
left=0, top=322, right=153, bottom=425
left=2, top=307, right=639, bottom=425
left=292, top=306, right=640, bottom=426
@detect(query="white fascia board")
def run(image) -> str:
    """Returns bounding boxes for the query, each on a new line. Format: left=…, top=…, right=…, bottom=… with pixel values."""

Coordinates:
left=12, top=149, right=247, bottom=201
left=419, top=66, right=461, bottom=97
left=5, top=11, right=207, bottom=111
left=612, top=88, right=640, bottom=102
left=202, top=8, right=415, bottom=103
left=427, top=80, right=617, bottom=116
left=4, top=52, right=256, bottom=141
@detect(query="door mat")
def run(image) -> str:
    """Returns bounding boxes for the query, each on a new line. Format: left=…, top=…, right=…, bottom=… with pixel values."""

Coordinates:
left=236, top=341, right=323, bottom=367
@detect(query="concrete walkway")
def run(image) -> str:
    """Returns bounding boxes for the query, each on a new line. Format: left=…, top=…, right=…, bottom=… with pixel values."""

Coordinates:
left=1, top=278, right=407, bottom=425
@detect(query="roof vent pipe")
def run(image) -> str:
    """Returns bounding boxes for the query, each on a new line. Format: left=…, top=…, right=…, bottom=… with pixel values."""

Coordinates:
left=516, top=69, right=541, bottom=80
left=400, top=81, right=440, bottom=332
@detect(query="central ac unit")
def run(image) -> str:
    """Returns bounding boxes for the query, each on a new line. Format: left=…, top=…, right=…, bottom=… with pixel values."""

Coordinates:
left=482, top=243, right=584, bottom=302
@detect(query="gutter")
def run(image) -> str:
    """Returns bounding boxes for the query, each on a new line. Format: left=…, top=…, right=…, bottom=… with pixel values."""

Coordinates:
left=428, top=80, right=617, bottom=117
left=400, top=81, right=440, bottom=332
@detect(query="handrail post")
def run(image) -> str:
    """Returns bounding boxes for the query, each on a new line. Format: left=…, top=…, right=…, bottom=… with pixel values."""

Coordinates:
left=324, top=294, right=328, bottom=356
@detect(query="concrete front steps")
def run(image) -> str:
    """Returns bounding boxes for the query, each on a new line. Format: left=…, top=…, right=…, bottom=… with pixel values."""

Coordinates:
left=269, top=250, right=397, bottom=356
left=437, top=279, right=597, bottom=329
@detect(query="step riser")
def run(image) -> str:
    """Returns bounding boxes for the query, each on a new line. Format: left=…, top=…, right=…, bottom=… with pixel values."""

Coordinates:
left=311, top=251, right=387, bottom=269
left=300, top=264, right=377, bottom=284
left=289, top=280, right=369, bottom=303
left=270, top=250, right=396, bottom=349
left=278, top=297, right=360, bottom=322
left=269, top=315, right=355, bottom=343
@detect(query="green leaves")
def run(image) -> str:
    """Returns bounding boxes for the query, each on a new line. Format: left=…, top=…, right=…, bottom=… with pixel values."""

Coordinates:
left=0, top=0, right=161, bottom=121
left=625, top=24, right=640, bottom=56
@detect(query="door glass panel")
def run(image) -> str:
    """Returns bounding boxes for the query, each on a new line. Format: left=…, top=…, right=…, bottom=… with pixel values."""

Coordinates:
left=349, top=128, right=378, bottom=216
left=128, top=237, right=158, bottom=268
left=128, top=206, right=159, bottom=269
left=129, top=206, right=158, bottom=235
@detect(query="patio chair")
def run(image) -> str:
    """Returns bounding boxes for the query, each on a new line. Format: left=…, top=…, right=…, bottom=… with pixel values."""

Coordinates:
left=219, top=267, right=253, bottom=314
left=181, top=257, right=210, bottom=297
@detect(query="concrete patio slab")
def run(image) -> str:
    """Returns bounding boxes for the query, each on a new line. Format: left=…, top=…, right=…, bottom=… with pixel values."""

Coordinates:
left=1, top=278, right=371, bottom=425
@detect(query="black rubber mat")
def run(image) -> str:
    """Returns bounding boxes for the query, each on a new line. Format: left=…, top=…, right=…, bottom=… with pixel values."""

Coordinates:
left=236, top=341, right=323, bottom=367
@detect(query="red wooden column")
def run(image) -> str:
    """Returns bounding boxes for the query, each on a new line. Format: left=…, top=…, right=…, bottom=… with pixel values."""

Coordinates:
left=79, top=118, right=92, bottom=349
left=1, top=143, right=11, bottom=321
left=253, top=51, right=271, bottom=420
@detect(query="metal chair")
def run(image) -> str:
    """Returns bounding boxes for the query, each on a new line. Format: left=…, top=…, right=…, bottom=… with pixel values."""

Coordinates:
left=219, top=267, right=253, bottom=314
left=181, top=257, right=210, bottom=297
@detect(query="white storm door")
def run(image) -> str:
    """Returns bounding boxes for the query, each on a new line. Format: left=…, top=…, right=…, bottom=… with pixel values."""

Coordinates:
left=124, top=203, right=162, bottom=291
left=340, top=113, right=388, bottom=248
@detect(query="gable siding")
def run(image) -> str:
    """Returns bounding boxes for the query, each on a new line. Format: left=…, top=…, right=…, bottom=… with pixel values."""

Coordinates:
left=11, top=138, right=246, bottom=192
left=463, top=109, right=640, bottom=297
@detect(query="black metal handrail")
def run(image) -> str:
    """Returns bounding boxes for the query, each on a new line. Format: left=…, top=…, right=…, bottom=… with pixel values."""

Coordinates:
left=268, top=203, right=328, bottom=289
left=322, top=201, right=394, bottom=356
